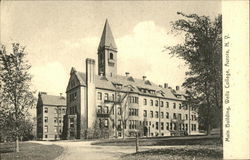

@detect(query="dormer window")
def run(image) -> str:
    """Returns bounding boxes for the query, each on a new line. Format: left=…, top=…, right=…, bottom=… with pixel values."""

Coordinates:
left=110, top=52, right=113, bottom=60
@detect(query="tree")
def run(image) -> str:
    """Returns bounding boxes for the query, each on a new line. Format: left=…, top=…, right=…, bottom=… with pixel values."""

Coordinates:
left=166, top=13, right=222, bottom=142
left=0, top=43, right=35, bottom=152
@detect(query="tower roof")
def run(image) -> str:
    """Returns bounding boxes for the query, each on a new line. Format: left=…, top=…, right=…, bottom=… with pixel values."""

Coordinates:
left=98, top=19, right=117, bottom=50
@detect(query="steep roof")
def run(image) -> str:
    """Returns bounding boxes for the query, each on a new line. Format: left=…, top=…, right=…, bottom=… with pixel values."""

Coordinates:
left=39, top=93, right=66, bottom=106
left=98, top=19, right=117, bottom=50
left=72, top=70, right=183, bottom=101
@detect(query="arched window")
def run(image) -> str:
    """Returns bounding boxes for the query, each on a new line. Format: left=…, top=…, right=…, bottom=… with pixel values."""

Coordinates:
left=110, top=52, right=113, bottom=60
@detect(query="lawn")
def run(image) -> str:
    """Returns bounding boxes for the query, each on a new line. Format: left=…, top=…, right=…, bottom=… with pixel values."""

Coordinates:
left=121, top=145, right=223, bottom=160
left=93, top=135, right=223, bottom=160
left=0, top=141, right=64, bottom=160
left=92, top=135, right=221, bottom=146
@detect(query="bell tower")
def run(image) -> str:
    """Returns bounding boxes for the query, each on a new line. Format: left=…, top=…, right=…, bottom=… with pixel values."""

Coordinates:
left=97, top=19, right=117, bottom=77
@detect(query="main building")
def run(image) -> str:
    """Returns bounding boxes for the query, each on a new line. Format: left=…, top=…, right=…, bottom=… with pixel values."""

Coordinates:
left=63, top=20, right=199, bottom=139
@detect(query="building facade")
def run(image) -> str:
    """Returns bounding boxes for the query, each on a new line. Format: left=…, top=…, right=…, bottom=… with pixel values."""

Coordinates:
left=36, top=92, right=67, bottom=140
left=64, top=20, right=199, bottom=139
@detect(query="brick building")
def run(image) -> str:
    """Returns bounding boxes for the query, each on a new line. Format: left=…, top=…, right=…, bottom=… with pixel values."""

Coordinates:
left=64, top=20, right=199, bottom=139
left=36, top=92, right=66, bottom=140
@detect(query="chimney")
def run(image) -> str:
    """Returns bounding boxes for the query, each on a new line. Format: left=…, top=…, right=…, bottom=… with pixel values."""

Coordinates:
left=168, top=87, right=172, bottom=90
left=86, top=58, right=95, bottom=83
left=176, top=86, right=180, bottom=91
left=159, top=85, right=162, bottom=88
left=125, top=72, right=130, bottom=77
left=60, top=93, right=62, bottom=97
left=86, top=58, right=96, bottom=129
left=142, top=76, right=146, bottom=81
left=164, top=83, right=168, bottom=88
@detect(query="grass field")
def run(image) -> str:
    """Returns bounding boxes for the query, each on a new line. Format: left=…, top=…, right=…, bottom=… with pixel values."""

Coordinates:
left=93, top=135, right=223, bottom=160
left=0, top=142, right=63, bottom=160
left=121, top=145, right=223, bottom=160
left=92, top=135, right=221, bottom=146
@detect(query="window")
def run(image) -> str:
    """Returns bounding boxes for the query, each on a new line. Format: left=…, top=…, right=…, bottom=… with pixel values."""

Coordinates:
left=150, top=100, right=153, bottom=106
left=104, top=93, right=109, bottom=100
left=69, top=92, right=77, bottom=102
left=110, top=52, right=113, bottom=60
left=104, top=106, right=109, bottom=114
left=111, top=119, right=115, bottom=129
left=44, top=117, right=48, bottom=123
left=194, top=124, right=196, bottom=131
left=143, top=110, right=147, bottom=117
left=173, top=123, right=176, bottom=130
left=173, top=113, right=177, bottom=119
left=150, top=111, right=153, bottom=118
left=44, top=126, right=48, bottom=133
left=166, top=112, right=169, bottom=119
left=178, top=114, right=182, bottom=120
left=54, top=108, right=57, bottom=114
left=161, top=112, right=164, bottom=118
left=179, top=104, right=182, bottom=109
left=144, top=99, right=147, bottom=105
left=97, top=106, right=102, bottom=113
left=54, top=126, right=57, bottom=133
left=117, top=107, right=121, bottom=115
left=170, top=123, right=173, bottom=130
left=54, top=117, right=57, bottom=123
left=97, top=92, right=102, bottom=100
left=185, top=124, right=188, bottom=131
left=161, top=122, right=164, bottom=130
left=166, top=122, right=169, bottom=130
left=62, top=108, right=66, bottom=114
left=156, top=122, right=159, bottom=130
left=129, top=96, right=139, bottom=104
left=155, top=100, right=158, bottom=106
left=104, top=119, right=109, bottom=127
left=155, top=111, right=159, bottom=118
left=160, top=101, right=163, bottom=107
left=59, top=118, right=62, bottom=123
left=118, top=120, right=122, bottom=129
left=70, top=118, right=74, bottom=128
left=185, top=114, right=188, bottom=120
left=44, top=107, right=48, bottom=113
left=166, top=102, right=169, bottom=108
left=173, top=103, right=176, bottom=109
left=69, top=106, right=76, bottom=114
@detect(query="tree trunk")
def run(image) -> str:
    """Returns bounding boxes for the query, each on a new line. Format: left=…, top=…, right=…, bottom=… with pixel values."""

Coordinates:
left=16, top=136, right=19, bottom=152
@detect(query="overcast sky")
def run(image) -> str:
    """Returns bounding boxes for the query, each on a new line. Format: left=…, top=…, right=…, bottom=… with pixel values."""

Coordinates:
left=1, top=1, right=221, bottom=96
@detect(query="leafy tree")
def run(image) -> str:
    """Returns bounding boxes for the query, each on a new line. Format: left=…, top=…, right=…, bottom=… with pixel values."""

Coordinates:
left=166, top=13, right=222, bottom=141
left=0, top=43, right=35, bottom=152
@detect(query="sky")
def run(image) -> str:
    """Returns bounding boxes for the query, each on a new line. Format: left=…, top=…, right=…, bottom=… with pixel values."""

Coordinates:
left=1, top=1, right=221, bottom=97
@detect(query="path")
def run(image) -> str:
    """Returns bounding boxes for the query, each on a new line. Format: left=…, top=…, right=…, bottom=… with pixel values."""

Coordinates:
left=34, top=140, right=169, bottom=160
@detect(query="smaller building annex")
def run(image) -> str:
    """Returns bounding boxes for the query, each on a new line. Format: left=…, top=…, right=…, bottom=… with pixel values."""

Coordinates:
left=36, top=92, right=67, bottom=140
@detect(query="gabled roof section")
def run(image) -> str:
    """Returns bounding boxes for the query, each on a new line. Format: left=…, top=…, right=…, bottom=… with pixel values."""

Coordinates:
left=39, top=93, right=66, bottom=106
left=69, top=68, right=182, bottom=100
left=98, top=19, right=117, bottom=50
